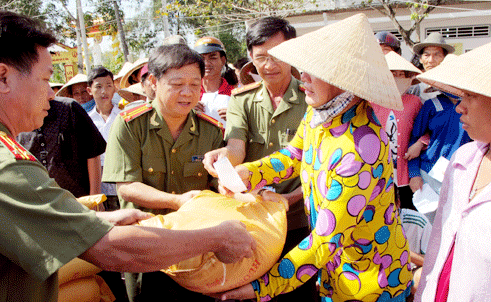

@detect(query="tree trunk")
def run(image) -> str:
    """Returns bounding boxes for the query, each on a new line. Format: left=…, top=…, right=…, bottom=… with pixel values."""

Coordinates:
left=113, top=0, right=129, bottom=62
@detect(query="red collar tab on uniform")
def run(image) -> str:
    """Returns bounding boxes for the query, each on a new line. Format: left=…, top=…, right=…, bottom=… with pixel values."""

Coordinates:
left=120, top=103, right=152, bottom=122
left=0, top=131, right=37, bottom=161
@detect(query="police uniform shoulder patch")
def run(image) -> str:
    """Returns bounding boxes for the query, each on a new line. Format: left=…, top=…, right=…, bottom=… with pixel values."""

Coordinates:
left=0, top=131, right=37, bottom=161
left=232, top=81, right=261, bottom=96
left=196, top=112, right=225, bottom=135
left=120, top=103, right=152, bottom=122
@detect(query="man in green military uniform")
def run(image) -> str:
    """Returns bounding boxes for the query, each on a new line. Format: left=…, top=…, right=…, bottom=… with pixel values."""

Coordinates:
left=204, top=17, right=318, bottom=302
left=0, top=11, right=256, bottom=302
left=102, top=44, right=224, bottom=301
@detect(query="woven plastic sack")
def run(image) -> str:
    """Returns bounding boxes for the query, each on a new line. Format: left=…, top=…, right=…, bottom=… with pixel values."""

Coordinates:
left=138, top=190, right=287, bottom=294
left=58, top=258, right=115, bottom=302
left=77, top=194, right=106, bottom=211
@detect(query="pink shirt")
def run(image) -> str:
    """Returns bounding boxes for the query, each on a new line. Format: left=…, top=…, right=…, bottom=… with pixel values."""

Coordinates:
left=415, top=141, right=491, bottom=302
left=371, top=94, right=422, bottom=186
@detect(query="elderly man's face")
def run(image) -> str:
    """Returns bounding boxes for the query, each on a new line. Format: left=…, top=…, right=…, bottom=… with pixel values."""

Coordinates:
left=250, top=32, right=292, bottom=88
left=301, top=72, right=344, bottom=108
left=420, top=46, right=445, bottom=71
left=71, top=82, right=91, bottom=104
left=456, top=91, right=491, bottom=143
left=154, top=63, right=201, bottom=120
left=4, top=46, right=54, bottom=135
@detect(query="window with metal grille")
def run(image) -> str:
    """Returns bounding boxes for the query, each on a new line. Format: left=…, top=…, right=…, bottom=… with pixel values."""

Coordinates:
left=374, top=30, right=403, bottom=41
left=426, top=25, right=490, bottom=39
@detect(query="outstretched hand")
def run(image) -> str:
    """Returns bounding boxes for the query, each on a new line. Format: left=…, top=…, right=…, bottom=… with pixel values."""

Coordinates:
left=210, top=283, right=256, bottom=301
left=214, top=220, right=257, bottom=264
left=96, top=209, right=153, bottom=226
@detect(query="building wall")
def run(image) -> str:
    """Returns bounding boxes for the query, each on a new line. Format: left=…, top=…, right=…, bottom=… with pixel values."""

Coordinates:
left=286, top=2, right=491, bottom=59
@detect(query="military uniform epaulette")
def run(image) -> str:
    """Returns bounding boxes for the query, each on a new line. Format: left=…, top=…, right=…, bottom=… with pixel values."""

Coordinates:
left=120, top=103, right=153, bottom=122
left=232, top=81, right=261, bottom=96
left=196, top=111, right=225, bottom=136
left=0, top=131, right=36, bottom=161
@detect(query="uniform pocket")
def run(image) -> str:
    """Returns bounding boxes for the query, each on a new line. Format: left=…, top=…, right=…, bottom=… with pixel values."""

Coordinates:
left=183, top=162, right=208, bottom=189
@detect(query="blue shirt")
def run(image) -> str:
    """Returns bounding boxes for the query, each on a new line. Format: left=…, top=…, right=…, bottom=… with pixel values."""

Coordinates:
left=408, top=95, right=471, bottom=178
left=81, top=99, right=95, bottom=112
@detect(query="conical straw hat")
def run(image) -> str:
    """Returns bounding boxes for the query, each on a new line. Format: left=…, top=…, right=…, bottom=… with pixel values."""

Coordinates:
left=114, top=62, right=134, bottom=81
left=268, top=13, right=402, bottom=110
left=118, top=83, right=146, bottom=102
left=56, top=73, right=88, bottom=97
left=417, top=42, right=491, bottom=98
left=120, top=58, right=149, bottom=89
left=385, top=51, right=421, bottom=74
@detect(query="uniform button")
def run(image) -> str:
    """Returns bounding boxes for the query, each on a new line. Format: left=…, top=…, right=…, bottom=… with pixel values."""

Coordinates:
left=40, top=143, right=45, bottom=147
left=148, top=168, right=153, bottom=173
left=171, top=170, right=174, bottom=175
left=198, top=172, right=203, bottom=177
left=269, top=142, right=273, bottom=147
left=171, top=191, right=176, bottom=194
left=271, top=119, right=276, bottom=124
left=171, top=149, right=177, bottom=153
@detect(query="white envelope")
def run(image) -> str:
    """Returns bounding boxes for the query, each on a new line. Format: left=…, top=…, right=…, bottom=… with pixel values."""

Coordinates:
left=213, top=157, right=247, bottom=193
left=413, top=183, right=439, bottom=214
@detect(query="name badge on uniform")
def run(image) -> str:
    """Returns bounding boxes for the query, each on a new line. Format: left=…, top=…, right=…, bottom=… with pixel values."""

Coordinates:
left=192, top=155, right=204, bottom=162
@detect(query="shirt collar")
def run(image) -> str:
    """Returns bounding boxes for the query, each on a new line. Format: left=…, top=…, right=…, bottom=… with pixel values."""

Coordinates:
left=452, top=141, right=489, bottom=169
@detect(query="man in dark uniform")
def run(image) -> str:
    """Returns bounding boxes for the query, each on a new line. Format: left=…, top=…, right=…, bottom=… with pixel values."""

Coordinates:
left=102, top=44, right=226, bottom=301
left=203, top=17, right=318, bottom=302
left=18, top=96, right=106, bottom=198
left=0, top=11, right=256, bottom=302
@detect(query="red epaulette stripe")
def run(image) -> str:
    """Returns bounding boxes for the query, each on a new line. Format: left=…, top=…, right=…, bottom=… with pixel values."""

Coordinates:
left=196, top=112, right=225, bottom=137
left=120, top=104, right=152, bottom=122
left=0, top=132, right=37, bottom=161
left=231, top=81, right=261, bottom=96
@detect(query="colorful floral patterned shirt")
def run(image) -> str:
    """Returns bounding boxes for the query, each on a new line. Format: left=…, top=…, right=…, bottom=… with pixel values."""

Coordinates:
left=242, top=100, right=412, bottom=301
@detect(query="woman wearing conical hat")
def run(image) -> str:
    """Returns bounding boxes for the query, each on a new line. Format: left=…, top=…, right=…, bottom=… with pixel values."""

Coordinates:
left=412, top=42, right=491, bottom=302
left=217, top=13, right=412, bottom=302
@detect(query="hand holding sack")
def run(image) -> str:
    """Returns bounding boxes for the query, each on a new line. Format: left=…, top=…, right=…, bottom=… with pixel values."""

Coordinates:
left=138, top=190, right=288, bottom=294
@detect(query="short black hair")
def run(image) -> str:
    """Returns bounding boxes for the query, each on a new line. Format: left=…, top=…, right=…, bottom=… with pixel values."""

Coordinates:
left=0, top=10, right=57, bottom=74
left=246, top=17, right=296, bottom=52
left=87, top=66, right=114, bottom=86
left=149, top=44, right=205, bottom=80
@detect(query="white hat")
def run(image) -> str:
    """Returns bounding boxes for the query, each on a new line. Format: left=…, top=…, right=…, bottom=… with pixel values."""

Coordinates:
left=120, top=57, right=149, bottom=89
left=417, top=42, right=491, bottom=98
left=56, top=74, right=88, bottom=97
left=268, top=13, right=402, bottom=110
left=117, top=83, right=146, bottom=102
left=114, top=62, right=134, bottom=81
left=385, top=51, right=421, bottom=74
left=49, top=82, right=64, bottom=89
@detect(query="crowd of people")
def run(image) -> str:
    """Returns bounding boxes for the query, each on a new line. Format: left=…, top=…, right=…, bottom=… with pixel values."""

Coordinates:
left=1, top=7, right=490, bottom=302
